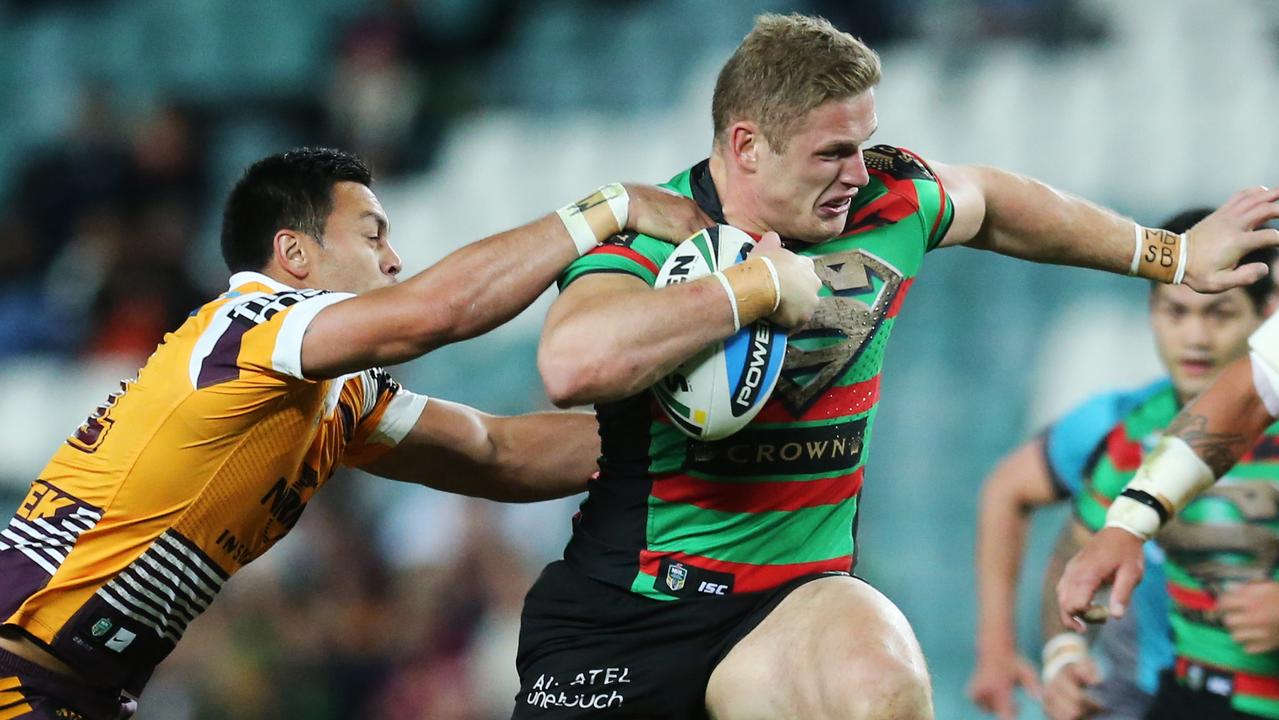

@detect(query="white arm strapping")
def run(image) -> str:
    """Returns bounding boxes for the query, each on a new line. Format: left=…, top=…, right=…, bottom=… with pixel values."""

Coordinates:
left=1041, top=632, right=1088, bottom=683
left=1104, top=436, right=1214, bottom=540
left=1250, top=316, right=1279, bottom=417
left=1252, top=353, right=1279, bottom=418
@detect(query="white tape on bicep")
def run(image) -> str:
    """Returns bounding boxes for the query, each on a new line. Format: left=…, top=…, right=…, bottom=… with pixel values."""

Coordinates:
left=1251, top=352, right=1279, bottom=418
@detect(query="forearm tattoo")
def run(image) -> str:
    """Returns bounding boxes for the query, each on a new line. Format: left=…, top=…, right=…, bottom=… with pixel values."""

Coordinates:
left=1167, top=412, right=1249, bottom=477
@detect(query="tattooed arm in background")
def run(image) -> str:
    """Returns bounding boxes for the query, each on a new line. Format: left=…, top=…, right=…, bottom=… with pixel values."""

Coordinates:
left=1057, top=355, right=1275, bottom=629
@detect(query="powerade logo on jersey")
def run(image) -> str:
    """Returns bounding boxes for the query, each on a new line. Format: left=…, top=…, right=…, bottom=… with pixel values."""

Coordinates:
left=726, top=321, right=786, bottom=417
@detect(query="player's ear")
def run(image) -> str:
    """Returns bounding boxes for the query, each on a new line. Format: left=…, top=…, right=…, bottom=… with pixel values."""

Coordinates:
left=273, top=229, right=310, bottom=281
left=728, top=122, right=760, bottom=172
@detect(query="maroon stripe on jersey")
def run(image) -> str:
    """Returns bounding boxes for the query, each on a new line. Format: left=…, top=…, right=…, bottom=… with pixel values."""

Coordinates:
left=752, top=376, right=880, bottom=423
left=652, top=467, right=864, bottom=513
left=639, top=550, right=853, bottom=593
left=886, top=278, right=915, bottom=319
left=1167, top=582, right=1217, bottom=612
left=589, top=245, right=659, bottom=275
left=1105, top=426, right=1143, bottom=471
left=197, top=321, right=252, bottom=388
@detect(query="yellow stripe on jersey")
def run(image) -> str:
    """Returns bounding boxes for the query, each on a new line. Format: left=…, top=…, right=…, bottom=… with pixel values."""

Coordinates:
left=0, top=705, right=33, bottom=720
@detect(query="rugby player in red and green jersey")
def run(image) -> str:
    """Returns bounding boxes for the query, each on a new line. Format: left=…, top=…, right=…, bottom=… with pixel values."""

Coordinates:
left=519, top=13, right=1279, bottom=720
left=1047, top=262, right=1279, bottom=720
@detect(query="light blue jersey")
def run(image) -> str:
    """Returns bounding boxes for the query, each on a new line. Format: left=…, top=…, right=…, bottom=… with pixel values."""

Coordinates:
left=1043, top=380, right=1174, bottom=704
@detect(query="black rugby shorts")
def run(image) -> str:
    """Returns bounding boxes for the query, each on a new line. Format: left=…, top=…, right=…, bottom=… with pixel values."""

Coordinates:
left=510, top=560, right=839, bottom=719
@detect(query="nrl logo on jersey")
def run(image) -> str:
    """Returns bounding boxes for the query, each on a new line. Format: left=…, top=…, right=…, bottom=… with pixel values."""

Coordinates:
left=665, top=562, right=688, bottom=592
left=775, top=249, right=905, bottom=413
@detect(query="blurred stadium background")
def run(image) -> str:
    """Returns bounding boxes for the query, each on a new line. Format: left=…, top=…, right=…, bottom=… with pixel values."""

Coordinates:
left=0, top=0, right=1276, bottom=717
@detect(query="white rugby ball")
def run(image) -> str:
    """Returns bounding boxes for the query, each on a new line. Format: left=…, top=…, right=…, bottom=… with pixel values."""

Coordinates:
left=651, top=225, right=788, bottom=441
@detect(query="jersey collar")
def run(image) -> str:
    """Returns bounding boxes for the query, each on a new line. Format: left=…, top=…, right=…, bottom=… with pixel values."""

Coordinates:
left=226, top=271, right=298, bottom=294
left=687, top=159, right=826, bottom=248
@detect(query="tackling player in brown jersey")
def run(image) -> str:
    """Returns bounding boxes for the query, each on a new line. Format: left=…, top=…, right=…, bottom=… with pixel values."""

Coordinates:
left=0, top=147, right=712, bottom=719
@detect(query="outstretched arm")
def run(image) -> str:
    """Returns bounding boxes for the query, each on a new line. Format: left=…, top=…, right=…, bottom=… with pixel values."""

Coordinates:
left=302, top=184, right=712, bottom=378
left=935, top=163, right=1279, bottom=293
left=361, top=398, right=600, bottom=502
left=1057, top=352, right=1276, bottom=629
left=969, top=438, right=1055, bottom=718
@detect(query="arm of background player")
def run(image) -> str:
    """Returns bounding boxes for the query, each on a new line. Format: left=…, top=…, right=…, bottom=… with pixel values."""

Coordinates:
left=932, top=162, right=1279, bottom=293
left=360, top=398, right=599, bottom=502
left=1039, top=519, right=1105, bottom=720
left=301, top=185, right=711, bottom=378
left=969, top=438, right=1054, bottom=718
left=1058, top=355, right=1274, bottom=628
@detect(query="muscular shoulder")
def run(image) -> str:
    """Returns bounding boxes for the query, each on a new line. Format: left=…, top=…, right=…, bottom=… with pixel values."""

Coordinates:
left=863, top=145, right=941, bottom=185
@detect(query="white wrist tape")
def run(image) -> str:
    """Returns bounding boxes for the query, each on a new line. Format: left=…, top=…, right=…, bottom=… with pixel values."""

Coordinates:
left=1128, top=224, right=1143, bottom=276
left=1173, top=233, right=1188, bottom=285
left=757, top=256, right=782, bottom=313
left=711, top=271, right=741, bottom=332
left=1104, top=436, right=1215, bottom=540
left=1041, top=633, right=1088, bottom=683
left=557, top=183, right=630, bottom=256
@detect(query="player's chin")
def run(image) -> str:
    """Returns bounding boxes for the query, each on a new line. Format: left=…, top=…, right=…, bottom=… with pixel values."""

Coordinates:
left=799, top=213, right=848, bottom=242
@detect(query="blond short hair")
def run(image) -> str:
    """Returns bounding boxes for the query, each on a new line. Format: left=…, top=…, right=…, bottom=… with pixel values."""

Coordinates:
left=712, top=13, right=881, bottom=152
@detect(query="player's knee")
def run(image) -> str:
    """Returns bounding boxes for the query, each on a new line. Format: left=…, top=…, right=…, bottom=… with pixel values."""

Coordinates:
left=830, top=651, right=933, bottom=720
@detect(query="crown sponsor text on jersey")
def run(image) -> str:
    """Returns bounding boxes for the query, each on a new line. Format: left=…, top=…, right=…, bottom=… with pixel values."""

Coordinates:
left=686, top=419, right=867, bottom=477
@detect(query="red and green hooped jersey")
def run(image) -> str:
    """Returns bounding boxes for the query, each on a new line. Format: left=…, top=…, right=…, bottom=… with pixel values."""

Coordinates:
left=559, top=146, right=954, bottom=601
left=1075, top=383, right=1279, bottom=717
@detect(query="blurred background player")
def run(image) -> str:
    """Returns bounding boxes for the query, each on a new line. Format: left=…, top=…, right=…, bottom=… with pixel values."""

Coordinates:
left=0, top=147, right=708, bottom=719
left=523, top=13, right=1279, bottom=720
left=969, top=208, right=1279, bottom=719
left=1049, top=231, right=1279, bottom=718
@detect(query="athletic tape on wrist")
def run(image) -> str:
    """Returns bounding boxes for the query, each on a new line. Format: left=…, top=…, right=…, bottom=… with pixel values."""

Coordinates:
left=1041, top=633, right=1088, bottom=684
left=1173, top=233, right=1188, bottom=285
left=712, top=271, right=741, bottom=332
left=1128, top=224, right=1143, bottom=276
left=1130, top=225, right=1185, bottom=284
left=557, top=183, right=630, bottom=256
left=718, top=257, right=782, bottom=326
left=1104, top=436, right=1214, bottom=539
left=758, top=256, right=782, bottom=313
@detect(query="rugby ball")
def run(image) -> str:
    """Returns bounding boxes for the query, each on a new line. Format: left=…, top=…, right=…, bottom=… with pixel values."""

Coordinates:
left=651, top=225, right=788, bottom=440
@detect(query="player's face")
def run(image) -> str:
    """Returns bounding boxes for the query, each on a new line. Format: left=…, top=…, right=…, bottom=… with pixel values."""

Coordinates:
left=753, top=91, right=877, bottom=243
left=307, top=181, right=402, bottom=294
left=1150, top=284, right=1267, bottom=401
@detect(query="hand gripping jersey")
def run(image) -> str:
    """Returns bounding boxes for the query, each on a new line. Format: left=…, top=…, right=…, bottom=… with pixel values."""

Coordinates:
left=1075, top=382, right=1279, bottom=718
left=558, top=146, right=953, bottom=600
left=1045, top=380, right=1174, bottom=708
left=0, top=272, right=426, bottom=696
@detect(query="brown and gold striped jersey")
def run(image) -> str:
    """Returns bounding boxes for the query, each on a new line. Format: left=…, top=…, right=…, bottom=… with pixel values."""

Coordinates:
left=0, top=272, right=426, bottom=695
